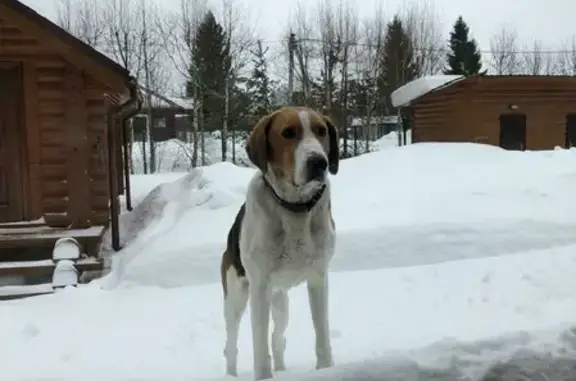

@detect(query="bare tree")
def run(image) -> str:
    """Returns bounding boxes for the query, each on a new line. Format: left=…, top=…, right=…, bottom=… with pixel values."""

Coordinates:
left=556, top=37, right=576, bottom=75
left=333, top=2, right=358, bottom=154
left=220, top=0, right=255, bottom=162
left=138, top=0, right=170, bottom=173
left=290, top=3, right=316, bottom=103
left=56, top=0, right=106, bottom=48
left=521, top=40, right=545, bottom=75
left=316, top=0, right=341, bottom=111
left=351, top=6, right=386, bottom=155
left=489, top=25, right=520, bottom=75
left=401, top=0, right=444, bottom=75
left=102, top=0, right=147, bottom=172
left=160, top=0, right=209, bottom=167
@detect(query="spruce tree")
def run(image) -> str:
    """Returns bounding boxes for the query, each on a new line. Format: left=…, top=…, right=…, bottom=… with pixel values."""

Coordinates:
left=187, top=11, right=231, bottom=131
left=246, top=40, right=272, bottom=122
left=378, top=15, right=419, bottom=115
left=444, top=16, right=486, bottom=75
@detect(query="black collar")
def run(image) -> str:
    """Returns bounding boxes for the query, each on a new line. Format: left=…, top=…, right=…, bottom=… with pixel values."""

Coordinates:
left=262, top=177, right=326, bottom=213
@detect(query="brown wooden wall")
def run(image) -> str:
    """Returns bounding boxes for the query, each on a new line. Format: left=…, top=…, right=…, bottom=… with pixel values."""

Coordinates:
left=0, top=18, right=117, bottom=227
left=412, top=76, right=576, bottom=150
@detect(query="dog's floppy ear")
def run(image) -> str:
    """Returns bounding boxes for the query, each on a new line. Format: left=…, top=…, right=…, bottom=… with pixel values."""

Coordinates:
left=323, top=115, right=339, bottom=175
left=246, top=113, right=273, bottom=172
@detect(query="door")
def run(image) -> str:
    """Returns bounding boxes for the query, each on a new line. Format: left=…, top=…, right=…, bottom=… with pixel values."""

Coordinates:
left=499, top=113, right=526, bottom=150
left=0, top=62, right=25, bottom=222
left=565, top=114, right=576, bottom=148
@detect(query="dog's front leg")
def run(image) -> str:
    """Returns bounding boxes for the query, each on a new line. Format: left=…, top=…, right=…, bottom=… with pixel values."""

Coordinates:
left=307, top=271, right=334, bottom=370
left=250, top=277, right=273, bottom=380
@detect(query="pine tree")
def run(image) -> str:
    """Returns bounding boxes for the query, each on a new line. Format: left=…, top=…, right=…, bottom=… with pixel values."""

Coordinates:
left=443, top=16, right=486, bottom=75
left=378, top=15, right=419, bottom=116
left=246, top=40, right=272, bottom=122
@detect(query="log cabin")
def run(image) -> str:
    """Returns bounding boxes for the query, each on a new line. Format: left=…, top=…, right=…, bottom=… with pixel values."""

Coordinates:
left=391, top=75, right=576, bottom=150
left=0, top=0, right=140, bottom=296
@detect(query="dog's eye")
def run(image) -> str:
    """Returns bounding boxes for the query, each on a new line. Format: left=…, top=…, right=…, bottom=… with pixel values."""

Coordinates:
left=316, top=126, right=327, bottom=137
left=281, top=127, right=297, bottom=139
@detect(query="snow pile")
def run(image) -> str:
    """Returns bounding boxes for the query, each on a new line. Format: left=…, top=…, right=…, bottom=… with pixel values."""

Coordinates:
left=131, top=136, right=251, bottom=174
left=391, top=75, right=464, bottom=107
left=100, top=162, right=254, bottom=288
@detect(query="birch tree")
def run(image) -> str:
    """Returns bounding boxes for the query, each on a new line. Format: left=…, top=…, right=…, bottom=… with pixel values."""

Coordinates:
left=291, top=3, right=315, bottom=104
left=161, top=0, right=209, bottom=167
left=335, top=2, right=359, bottom=154
left=220, top=0, right=254, bottom=162
left=556, top=37, right=576, bottom=75
left=401, top=0, right=445, bottom=75
left=137, top=0, right=170, bottom=173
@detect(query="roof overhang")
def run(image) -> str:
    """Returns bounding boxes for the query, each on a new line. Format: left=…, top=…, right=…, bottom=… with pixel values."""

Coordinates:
left=391, top=75, right=465, bottom=108
left=1, top=1, right=131, bottom=93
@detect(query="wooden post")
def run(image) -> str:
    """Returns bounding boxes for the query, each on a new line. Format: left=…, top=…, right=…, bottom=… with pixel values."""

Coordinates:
left=64, top=64, right=91, bottom=228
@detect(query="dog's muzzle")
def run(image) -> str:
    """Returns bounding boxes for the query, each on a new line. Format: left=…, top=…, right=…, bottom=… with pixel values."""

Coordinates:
left=305, top=154, right=328, bottom=183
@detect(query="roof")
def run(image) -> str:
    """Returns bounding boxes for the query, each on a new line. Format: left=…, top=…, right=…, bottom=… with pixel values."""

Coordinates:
left=391, top=75, right=464, bottom=108
left=3, top=0, right=130, bottom=80
left=138, top=86, right=193, bottom=110
left=391, top=75, right=576, bottom=108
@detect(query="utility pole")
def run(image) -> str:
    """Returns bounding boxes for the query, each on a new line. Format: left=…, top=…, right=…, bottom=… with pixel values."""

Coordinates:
left=288, top=32, right=296, bottom=104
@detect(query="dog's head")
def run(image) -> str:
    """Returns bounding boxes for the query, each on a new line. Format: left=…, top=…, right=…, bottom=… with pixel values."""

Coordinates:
left=245, top=107, right=339, bottom=189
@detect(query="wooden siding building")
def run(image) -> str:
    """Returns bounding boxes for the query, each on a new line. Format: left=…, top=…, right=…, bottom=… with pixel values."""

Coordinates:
left=0, top=0, right=140, bottom=292
left=132, top=88, right=192, bottom=142
left=391, top=75, right=576, bottom=150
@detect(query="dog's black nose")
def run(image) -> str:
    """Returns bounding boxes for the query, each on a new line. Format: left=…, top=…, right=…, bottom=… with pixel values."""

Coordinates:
left=306, top=155, right=328, bottom=182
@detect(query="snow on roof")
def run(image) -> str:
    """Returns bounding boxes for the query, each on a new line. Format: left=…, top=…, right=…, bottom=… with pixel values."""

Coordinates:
left=390, top=75, right=464, bottom=108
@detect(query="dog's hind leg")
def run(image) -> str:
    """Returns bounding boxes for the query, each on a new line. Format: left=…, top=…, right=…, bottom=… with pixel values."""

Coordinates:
left=271, top=291, right=289, bottom=371
left=223, top=269, right=249, bottom=377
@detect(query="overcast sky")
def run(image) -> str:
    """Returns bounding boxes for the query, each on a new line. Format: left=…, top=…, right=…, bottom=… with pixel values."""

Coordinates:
left=21, top=0, right=576, bottom=51
left=19, top=0, right=576, bottom=93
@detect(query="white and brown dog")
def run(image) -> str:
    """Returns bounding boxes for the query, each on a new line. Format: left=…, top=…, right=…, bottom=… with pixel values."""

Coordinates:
left=220, top=106, right=339, bottom=380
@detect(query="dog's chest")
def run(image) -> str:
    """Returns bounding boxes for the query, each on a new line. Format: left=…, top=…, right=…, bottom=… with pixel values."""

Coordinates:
left=270, top=222, right=333, bottom=288
left=244, top=212, right=335, bottom=289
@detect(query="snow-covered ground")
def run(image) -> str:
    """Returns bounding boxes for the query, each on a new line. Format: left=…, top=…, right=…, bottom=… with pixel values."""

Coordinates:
left=3, top=140, right=576, bottom=380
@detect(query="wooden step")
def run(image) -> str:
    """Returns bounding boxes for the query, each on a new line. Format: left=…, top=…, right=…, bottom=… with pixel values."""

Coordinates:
left=0, top=224, right=105, bottom=249
left=0, top=283, right=54, bottom=300
left=0, top=258, right=103, bottom=276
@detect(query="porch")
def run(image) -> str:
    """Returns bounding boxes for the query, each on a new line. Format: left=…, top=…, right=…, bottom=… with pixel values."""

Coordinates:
left=0, top=220, right=106, bottom=299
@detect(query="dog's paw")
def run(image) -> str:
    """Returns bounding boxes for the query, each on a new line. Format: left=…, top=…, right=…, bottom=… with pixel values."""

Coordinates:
left=316, top=356, right=334, bottom=370
left=274, top=360, right=286, bottom=372
left=226, top=366, right=238, bottom=377
left=254, top=366, right=273, bottom=380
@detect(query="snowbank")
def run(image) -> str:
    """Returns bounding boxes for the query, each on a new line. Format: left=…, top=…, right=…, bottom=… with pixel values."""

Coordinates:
left=391, top=75, right=463, bottom=107
left=100, top=142, right=576, bottom=288
left=130, top=130, right=407, bottom=176
left=131, top=136, right=251, bottom=174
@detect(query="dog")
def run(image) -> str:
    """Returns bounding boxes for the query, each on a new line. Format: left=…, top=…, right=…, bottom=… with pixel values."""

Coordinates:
left=220, top=106, right=340, bottom=380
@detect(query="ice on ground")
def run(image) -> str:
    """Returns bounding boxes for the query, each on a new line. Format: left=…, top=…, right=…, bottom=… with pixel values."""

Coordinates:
left=3, top=141, right=576, bottom=380
left=391, top=75, right=464, bottom=107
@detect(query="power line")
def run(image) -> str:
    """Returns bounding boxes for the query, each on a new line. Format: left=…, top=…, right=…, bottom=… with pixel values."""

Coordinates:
left=258, top=37, right=576, bottom=55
